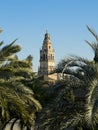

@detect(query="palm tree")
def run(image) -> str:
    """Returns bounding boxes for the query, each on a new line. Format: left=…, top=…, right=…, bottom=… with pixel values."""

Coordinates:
left=0, top=30, right=42, bottom=129
left=36, top=26, right=98, bottom=130
left=58, top=26, right=98, bottom=130
left=0, top=79, right=42, bottom=129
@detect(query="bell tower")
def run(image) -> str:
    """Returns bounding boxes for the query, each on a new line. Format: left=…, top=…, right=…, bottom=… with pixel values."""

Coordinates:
left=38, top=31, right=55, bottom=76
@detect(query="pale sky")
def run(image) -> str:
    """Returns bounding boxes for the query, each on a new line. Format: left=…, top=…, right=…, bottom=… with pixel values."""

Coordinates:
left=0, top=0, right=98, bottom=71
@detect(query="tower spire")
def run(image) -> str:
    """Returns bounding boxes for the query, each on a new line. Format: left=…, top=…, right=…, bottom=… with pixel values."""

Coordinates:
left=44, top=29, right=50, bottom=41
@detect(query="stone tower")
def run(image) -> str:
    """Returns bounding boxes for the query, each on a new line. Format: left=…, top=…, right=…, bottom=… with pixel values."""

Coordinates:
left=38, top=31, right=55, bottom=76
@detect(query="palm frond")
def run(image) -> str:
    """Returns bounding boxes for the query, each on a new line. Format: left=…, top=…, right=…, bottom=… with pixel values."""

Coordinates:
left=87, top=25, right=98, bottom=41
left=84, top=79, right=98, bottom=128
left=85, top=40, right=98, bottom=51
left=62, top=113, right=83, bottom=129
left=0, top=28, right=3, bottom=33
left=0, top=41, right=4, bottom=47
left=0, top=40, right=21, bottom=64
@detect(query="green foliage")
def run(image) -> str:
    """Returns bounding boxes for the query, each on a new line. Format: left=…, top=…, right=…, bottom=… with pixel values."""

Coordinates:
left=27, top=78, right=50, bottom=106
left=36, top=26, right=98, bottom=130
left=0, top=29, right=42, bottom=129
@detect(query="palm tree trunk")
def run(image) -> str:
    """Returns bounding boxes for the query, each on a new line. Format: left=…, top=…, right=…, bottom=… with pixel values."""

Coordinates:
left=10, top=118, right=18, bottom=130
left=0, top=120, right=10, bottom=130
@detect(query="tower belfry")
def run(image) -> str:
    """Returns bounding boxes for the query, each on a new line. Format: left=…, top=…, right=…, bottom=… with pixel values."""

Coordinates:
left=38, top=31, right=55, bottom=76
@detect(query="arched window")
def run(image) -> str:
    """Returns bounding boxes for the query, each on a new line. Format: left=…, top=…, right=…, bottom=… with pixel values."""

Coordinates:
left=46, top=55, right=47, bottom=60
left=48, top=55, right=50, bottom=60
left=40, top=56, right=43, bottom=60
left=53, top=55, right=54, bottom=60
left=51, top=54, right=52, bottom=60
left=43, top=54, right=45, bottom=60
